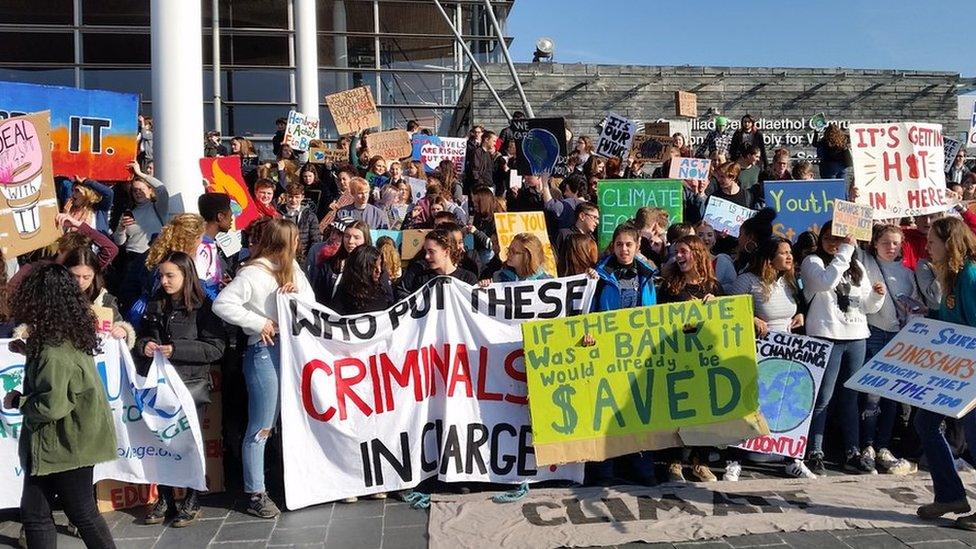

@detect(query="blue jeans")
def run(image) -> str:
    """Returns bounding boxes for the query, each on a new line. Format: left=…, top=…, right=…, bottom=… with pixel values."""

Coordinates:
left=915, top=409, right=976, bottom=502
left=808, top=338, right=866, bottom=457
left=860, top=326, right=898, bottom=450
left=243, top=340, right=281, bottom=494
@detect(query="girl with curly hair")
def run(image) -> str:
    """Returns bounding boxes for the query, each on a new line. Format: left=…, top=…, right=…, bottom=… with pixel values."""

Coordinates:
left=915, top=217, right=976, bottom=527
left=3, top=264, right=117, bottom=548
left=213, top=218, right=313, bottom=519
left=814, top=123, right=853, bottom=179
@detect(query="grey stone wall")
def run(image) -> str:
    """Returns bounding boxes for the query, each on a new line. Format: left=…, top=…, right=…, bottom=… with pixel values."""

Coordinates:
left=454, top=63, right=964, bottom=160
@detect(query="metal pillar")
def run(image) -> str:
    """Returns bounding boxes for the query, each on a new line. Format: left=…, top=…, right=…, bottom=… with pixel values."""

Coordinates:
left=431, top=0, right=511, bottom=120
left=151, top=0, right=204, bottom=214
left=482, top=0, right=532, bottom=117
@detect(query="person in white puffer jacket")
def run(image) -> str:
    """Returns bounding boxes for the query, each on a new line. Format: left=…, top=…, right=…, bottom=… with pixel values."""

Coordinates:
left=213, top=218, right=313, bottom=520
left=800, top=220, right=884, bottom=478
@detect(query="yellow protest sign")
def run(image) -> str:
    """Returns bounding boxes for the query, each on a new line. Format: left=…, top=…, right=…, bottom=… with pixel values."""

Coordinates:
left=522, top=295, right=766, bottom=465
left=494, top=212, right=557, bottom=277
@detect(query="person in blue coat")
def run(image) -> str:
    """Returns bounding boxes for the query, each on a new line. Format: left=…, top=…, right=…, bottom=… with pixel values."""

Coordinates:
left=586, top=223, right=657, bottom=486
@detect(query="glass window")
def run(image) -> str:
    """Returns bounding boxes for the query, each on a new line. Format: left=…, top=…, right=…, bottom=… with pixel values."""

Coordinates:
left=379, top=106, right=454, bottom=136
left=318, top=35, right=375, bottom=68
left=0, top=0, right=72, bottom=24
left=227, top=69, right=291, bottom=102
left=0, top=68, right=75, bottom=87
left=377, top=2, right=453, bottom=35
left=84, top=69, right=151, bottom=99
left=380, top=36, right=455, bottom=70
left=224, top=35, right=289, bottom=66
left=82, top=0, right=150, bottom=26
left=0, top=33, right=74, bottom=63
left=379, top=72, right=458, bottom=107
left=83, top=33, right=151, bottom=64
left=318, top=69, right=378, bottom=98
left=318, top=0, right=375, bottom=33
left=225, top=104, right=294, bottom=136
left=227, top=0, right=287, bottom=29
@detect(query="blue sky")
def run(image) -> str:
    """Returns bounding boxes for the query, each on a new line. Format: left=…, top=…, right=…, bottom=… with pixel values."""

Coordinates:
left=506, top=1, right=974, bottom=76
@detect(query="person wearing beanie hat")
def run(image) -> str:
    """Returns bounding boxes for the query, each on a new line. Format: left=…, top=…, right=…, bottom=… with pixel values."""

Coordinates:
left=696, top=115, right=734, bottom=159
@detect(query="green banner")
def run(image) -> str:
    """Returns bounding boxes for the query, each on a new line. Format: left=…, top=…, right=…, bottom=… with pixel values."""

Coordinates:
left=522, top=295, right=760, bottom=463
left=597, top=179, right=683, bottom=249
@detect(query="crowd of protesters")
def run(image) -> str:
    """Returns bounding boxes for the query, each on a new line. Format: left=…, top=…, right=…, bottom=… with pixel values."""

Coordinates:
left=5, top=109, right=976, bottom=548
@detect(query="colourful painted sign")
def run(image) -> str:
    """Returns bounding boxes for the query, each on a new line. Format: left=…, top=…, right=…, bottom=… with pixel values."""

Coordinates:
left=0, top=81, right=139, bottom=180
left=597, top=179, right=683, bottom=249
left=522, top=295, right=764, bottom=464
left=764, top=179, right=846, bottom=241
left=199, top=157, right=261, bottom=230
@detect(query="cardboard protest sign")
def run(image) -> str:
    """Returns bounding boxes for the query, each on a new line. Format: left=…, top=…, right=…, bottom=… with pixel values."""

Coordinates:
left=199, top=157, right=261, bottom=230
left=411, top=135, right=466, bottom=175
left=277, top=277, right=595, bottom=507
left=735, top=332, right=831, bottom=459
left=0, top=112, right=60, bottom=258
left=368, top=129, right=412, bottom=160
left=703, top=197, right=756, bottom=238
left=324, top=86, right=381, bottom=136
left=494, top=212, right=558, bottom=276
left=510, top=117, right=568, bottom=176
left=831, top=199, right=874, bottom=241
left=283, top=110, right=319, bottom=152
left=522, top=295, right=765, bottom=465
left=400, top=228, right=429, bottom=260
left=850, top=123, right=948, bottom=218
left=595, top=113, right=636, bottom=160
left=675, top=91, right=698, bottom=118
left=1, top=337, right=207, bottom=509
left=597, top=179, right=683, bottom=249
left=645, top=122, right=672, bottom=137
left=0, top=81, right=138, bottom=180
left=308, top=145, right=347, bottom=164
left=845, top=318, right=976, bottom=418
left=668, top=157, right=711, bottom=181
left=631, top=134, right=677, bottom=162
left=945, top=137, right=964, bottom=173
left=764, top=179, right=846, bottom=241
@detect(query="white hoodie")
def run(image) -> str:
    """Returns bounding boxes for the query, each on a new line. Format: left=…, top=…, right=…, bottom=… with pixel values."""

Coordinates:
left=213, top=258, right=314, bottom=345
left=800, top=243, right=884, bottom=340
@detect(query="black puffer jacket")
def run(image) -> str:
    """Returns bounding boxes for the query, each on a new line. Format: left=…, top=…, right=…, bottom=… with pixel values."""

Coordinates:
left=135, top=298, right=226, bottom=383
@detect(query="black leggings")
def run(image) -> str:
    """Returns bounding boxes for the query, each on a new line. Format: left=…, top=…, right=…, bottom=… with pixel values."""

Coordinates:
left=21, top=465, right=116, bottom=549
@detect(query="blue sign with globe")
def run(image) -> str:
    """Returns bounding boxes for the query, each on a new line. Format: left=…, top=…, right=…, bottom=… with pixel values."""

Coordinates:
left=0, top=363, right=24, bottom=420
left=757, top=358, right=815, bottom=433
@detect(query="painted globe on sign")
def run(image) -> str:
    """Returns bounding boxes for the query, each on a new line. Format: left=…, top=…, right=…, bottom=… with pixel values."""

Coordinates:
left=756, top=358, right=815, bottom=433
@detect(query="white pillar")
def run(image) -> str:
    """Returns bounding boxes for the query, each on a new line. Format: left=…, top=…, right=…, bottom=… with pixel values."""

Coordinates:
left=151, top=0, right=204, bottom=215
left=295, top=0, right=320, bottom=121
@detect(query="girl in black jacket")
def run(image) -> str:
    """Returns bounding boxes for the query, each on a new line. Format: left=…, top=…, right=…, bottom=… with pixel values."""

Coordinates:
left=136, top=251, right=226, bottom=527
left=332, top=245, right=394, bottom=316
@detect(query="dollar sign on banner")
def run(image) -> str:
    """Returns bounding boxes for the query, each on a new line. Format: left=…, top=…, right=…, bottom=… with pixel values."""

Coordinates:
left=551, top=384, right=578, bottom=435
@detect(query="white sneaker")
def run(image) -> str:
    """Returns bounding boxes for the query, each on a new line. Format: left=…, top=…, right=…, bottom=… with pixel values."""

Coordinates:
left=724, top=460, right=741, bottom=482
left=956, top=458, right=975, bottom=473
left=785, top=459, right=817, bottom=479
left=877, top=448, right=917, bottom=475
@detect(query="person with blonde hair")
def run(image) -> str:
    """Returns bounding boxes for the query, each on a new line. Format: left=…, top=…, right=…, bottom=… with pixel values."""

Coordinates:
left=336, top=177, right=390, bottom=229
left=145, top=213, right=206, bottom=270
left=490, top=233, right=550, bottom=283
left=915, top=217, right=976, bottom=527
left=63, top=176, right=114, bottom=235
left=213, top=218, right=313, bottom=519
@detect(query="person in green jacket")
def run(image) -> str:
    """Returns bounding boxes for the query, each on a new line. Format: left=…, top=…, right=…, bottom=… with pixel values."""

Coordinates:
left=3, top=263, right=117, bottom=548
